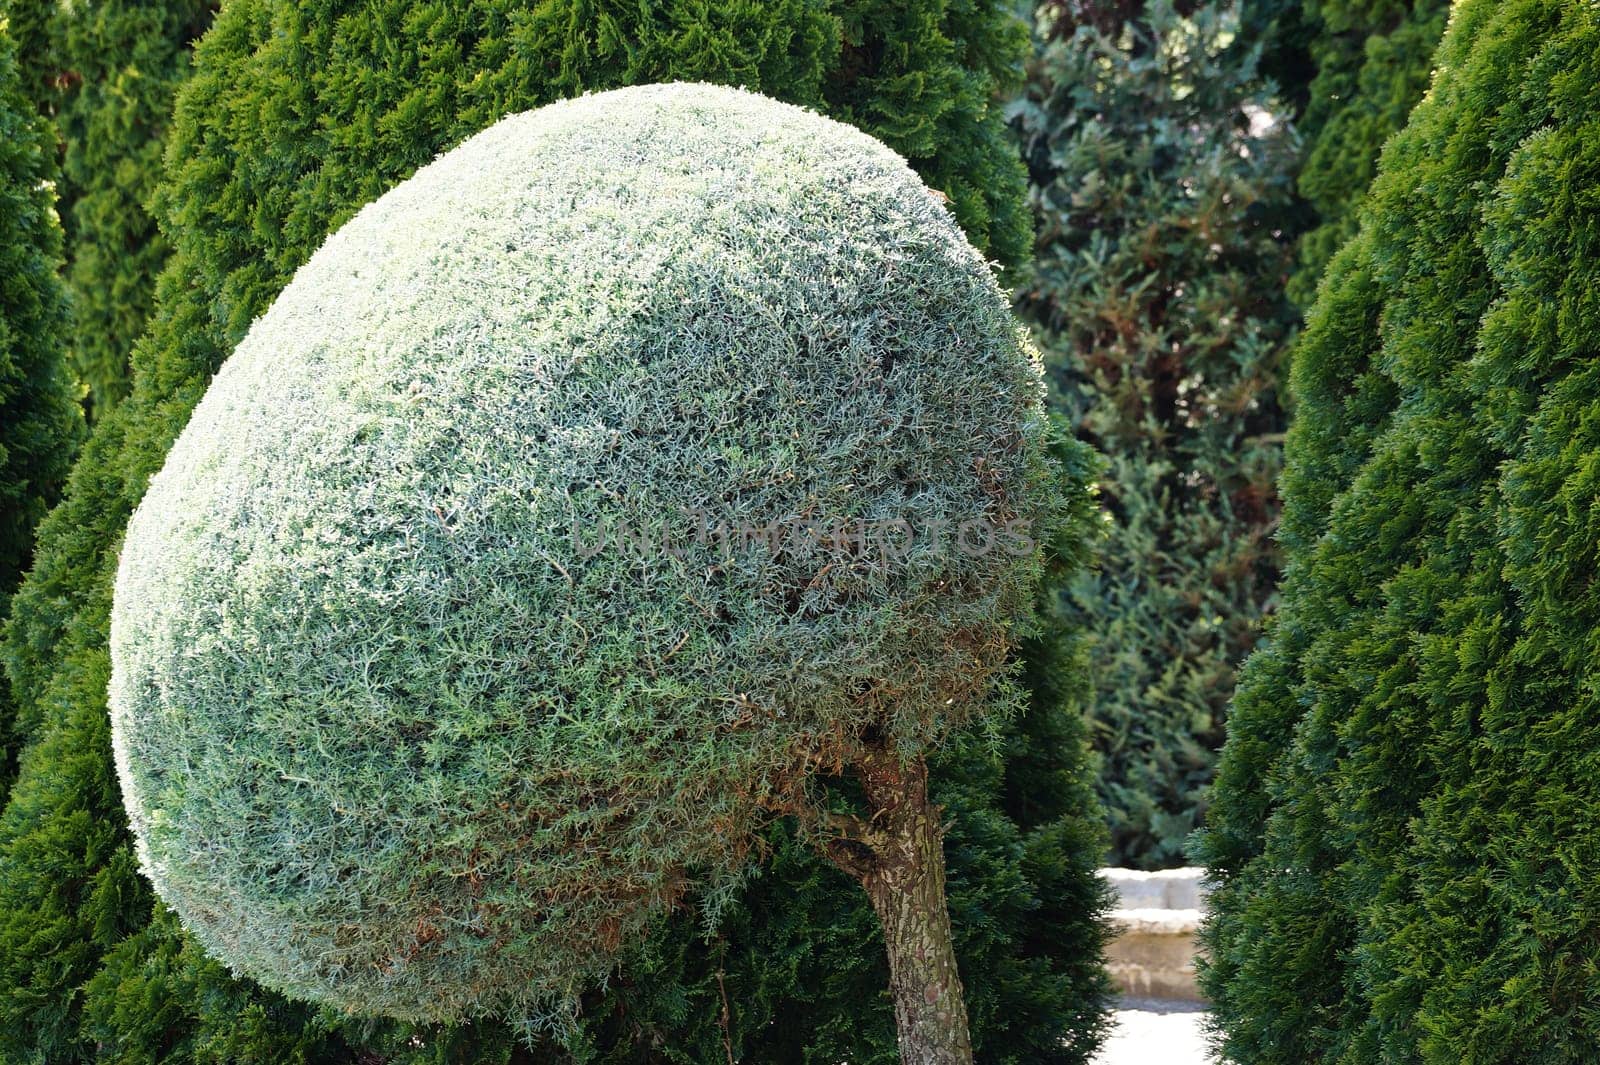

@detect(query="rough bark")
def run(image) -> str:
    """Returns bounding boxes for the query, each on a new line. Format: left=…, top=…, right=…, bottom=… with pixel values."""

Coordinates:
left=822, top=749, right=975, bottom=1065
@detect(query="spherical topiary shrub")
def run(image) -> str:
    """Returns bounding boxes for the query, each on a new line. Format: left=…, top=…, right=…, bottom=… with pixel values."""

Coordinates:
left=109, top=83, right=1060, bottom=1056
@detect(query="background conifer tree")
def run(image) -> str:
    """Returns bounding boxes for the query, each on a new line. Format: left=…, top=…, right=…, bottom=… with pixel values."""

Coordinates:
left=53, top=1, right=215, bottom=417
left=0, top=2, right=1112, bottom=1061
left=1013, top=0, right=1297, bottom=867
left=1199, top=2, right=1600, bottom=1061
left=1241, top=0, right=1449, bottom=305
left=0, top=0, right=51, bottom=113
left=0, top=11, right=81, bottom=794
left=0, top=0, right=214, bottom=417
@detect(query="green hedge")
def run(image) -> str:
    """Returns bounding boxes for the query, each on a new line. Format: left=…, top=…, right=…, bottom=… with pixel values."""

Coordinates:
left=1243, top=0, right=1450, bottom=306
left=1199, top=1, right=1600, bottom=1060
left=0, top=3, right=1112, bottom=1061
left=1014, top=0, right=1297, bottom=867
left=0, top=10, right=82, bottom=794
left=0, top=0, right=212, bottom=418
left=54, top=1, right=214, bottom=417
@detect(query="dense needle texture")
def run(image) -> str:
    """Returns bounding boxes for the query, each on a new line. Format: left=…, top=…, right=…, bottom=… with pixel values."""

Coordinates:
left=1199, top=2, right=1600, bottom=1061
left=110, top=83, right=1065, bottom=1027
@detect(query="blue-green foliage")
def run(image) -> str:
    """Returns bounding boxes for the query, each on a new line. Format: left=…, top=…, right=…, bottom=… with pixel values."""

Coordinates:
left=0, top=2, right=1112, bottom=1061
left=1199, top=2, right=1600, bottom=1060
left=110, top=83, right=1059, bottom=1025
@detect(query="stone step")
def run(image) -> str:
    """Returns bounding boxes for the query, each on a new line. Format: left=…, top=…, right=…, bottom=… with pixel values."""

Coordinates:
left=1100, top=868, right=1208, bottom=1003
left=1100, top=866, right=1208, bottom=909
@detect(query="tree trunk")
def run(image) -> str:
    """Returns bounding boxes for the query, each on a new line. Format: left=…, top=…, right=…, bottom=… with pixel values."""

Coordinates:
left=824, top=750, right=975, bottom=1065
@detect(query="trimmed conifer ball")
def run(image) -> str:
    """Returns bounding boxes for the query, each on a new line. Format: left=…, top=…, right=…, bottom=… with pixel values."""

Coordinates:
left=109, top=82, right=1054, bottom=1023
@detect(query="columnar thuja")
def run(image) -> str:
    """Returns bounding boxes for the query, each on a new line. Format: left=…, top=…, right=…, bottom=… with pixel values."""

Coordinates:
left=1200, top=1, right=1600, bottom=1060
left=0, top=12, right=82, bottom=790
left=109, top=84, right=1086, bottom=1064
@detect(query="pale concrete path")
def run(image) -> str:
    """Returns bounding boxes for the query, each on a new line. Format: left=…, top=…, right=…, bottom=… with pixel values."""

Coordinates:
left=1094, top=1002, right=1213, bottom=1065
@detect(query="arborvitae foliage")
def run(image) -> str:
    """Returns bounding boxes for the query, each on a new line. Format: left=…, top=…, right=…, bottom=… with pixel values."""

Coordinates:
left=1199, top=2, right=1600, bottom=1061
left=1243, top=0, right=1449, bottom=306
left=0, top=0, right=52, bottom=112
left=1013, top=0, right=1297, bottom=868
left=0, top=15, right=81, bottom=792
left=0, top=3, right=1111, bottom=1062
left=0, top=0, right=213, bottom=418
left=53, top=1, right=215, bottom=417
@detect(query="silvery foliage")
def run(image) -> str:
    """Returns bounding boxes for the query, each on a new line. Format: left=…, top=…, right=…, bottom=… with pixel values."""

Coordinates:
left=110, top=83, right=1057, bottom=1026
